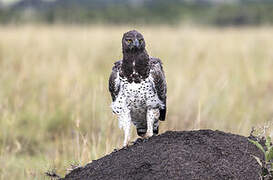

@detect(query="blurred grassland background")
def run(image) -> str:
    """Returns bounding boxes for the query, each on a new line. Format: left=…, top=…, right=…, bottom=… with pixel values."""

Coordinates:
left=0, top=25, right=272, bottom=179
left=0, top=0, right=273, bottom=179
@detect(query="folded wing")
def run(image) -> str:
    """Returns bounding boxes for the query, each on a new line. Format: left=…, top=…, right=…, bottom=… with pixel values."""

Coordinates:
left=109, top=61, right=121, bottom=102
left=150, top=58, right=167, bottom=121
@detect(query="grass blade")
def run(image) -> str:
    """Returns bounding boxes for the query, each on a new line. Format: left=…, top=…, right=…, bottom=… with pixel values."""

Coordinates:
left=266, top=136, right=272, bottom=150
left=251, top=155, right=263, bottom=167
left=249, top=139, right=266, bottom=155
left=266, top=146, right=273, bottom=162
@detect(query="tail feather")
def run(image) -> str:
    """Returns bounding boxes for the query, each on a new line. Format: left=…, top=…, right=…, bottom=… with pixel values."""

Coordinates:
left=159, top=108, right=166, bottom=121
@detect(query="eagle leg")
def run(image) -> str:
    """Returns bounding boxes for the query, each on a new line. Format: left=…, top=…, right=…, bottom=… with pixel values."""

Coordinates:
left=145, top=108, right=159, bottom=138
left=118, top=108, right=131, bottom=147
left=123, top=125, right=131, bottom=147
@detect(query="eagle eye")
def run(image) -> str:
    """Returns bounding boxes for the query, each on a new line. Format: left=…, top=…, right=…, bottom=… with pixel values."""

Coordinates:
left=126, top=39, right=132, bottom=43
left=139, top=39, right=144, bottom=43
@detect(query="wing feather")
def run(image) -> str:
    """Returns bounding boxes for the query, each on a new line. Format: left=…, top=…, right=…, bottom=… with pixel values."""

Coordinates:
left=109, top=60, right=121, bottom=102
left=150, top=58, right=167, bottom=120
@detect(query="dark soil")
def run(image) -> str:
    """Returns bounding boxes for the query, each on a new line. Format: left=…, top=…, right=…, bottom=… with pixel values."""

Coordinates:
left=61, top=130, right=264, bottom=180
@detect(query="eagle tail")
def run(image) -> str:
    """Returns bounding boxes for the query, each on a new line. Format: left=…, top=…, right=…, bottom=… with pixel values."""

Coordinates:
left=159, top=108, right=166, bottom=121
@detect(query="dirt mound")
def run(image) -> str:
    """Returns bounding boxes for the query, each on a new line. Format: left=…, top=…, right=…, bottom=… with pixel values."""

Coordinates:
left=61, top=130, right=263, bottom=180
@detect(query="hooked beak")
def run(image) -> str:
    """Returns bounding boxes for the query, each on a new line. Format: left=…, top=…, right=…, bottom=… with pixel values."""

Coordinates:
left=132, top=39, right=140, bottom=49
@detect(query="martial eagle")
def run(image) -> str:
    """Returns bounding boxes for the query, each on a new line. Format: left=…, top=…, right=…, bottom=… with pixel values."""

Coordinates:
left=109, top=30, right=167, bottom=146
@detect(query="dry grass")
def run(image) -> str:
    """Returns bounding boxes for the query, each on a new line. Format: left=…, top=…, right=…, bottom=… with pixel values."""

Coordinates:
left=0, top=25, right=272, bottom=179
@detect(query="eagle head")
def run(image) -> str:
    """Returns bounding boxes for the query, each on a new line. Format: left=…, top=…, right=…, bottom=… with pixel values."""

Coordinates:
left=122, top=30, right=146, bottom=52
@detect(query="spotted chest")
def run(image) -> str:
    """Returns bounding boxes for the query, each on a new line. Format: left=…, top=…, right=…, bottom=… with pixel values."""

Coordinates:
left=111, top=74, right=162, bottom=123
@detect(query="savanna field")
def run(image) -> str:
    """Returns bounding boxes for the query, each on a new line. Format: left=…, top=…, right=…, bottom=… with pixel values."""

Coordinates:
left=0, top=25, right=273, bottom=179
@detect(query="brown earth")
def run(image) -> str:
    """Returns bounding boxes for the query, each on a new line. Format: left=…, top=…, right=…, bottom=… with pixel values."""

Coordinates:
left=61, top=130, right=263, bottom=180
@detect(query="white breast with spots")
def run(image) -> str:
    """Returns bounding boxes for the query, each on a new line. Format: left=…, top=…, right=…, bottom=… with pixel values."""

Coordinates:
left=111, top=74, right=163, bottom=125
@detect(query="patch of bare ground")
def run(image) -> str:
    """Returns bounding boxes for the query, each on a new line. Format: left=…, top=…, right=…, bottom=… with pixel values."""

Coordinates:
left=61, top=130, right=263, bottom=180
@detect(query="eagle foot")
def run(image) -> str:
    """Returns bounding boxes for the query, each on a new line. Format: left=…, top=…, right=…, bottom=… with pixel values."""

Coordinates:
left=142, top=132, right=153, bottom=139
left=123, top=141, right=135, bottom=148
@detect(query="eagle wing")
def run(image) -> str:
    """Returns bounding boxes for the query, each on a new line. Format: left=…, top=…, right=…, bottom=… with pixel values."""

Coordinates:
left=109, top=60, right=122, bottom=102
left=150, top=58, right=167, bottom=121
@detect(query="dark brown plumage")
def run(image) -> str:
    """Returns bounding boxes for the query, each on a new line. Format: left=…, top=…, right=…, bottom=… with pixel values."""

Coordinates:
left=121, top=30, right=150, bottom=83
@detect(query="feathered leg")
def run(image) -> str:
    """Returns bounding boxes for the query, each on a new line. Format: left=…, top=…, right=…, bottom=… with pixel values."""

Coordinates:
left=118, top=108, right=131, bottom=146
left=145, top=108, right=159, bottom=138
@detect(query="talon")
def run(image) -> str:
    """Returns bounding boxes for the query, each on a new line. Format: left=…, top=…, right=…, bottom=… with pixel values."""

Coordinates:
left=123, top=141, right=134, bottom=148
left=133, top=138, right=144, bottom=145
left=142, top=138, right=149, bottom=143
left=143, top=132, right=153, bottom=139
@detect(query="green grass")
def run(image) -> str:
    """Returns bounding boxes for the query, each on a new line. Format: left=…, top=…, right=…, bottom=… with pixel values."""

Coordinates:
left=0, top=25, right=272, bottom=179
